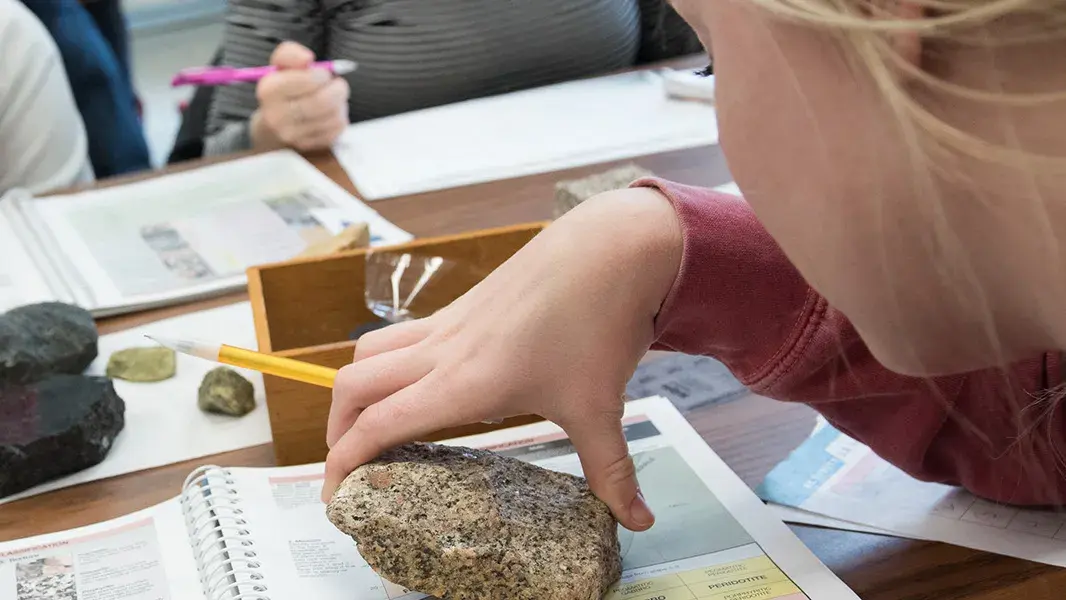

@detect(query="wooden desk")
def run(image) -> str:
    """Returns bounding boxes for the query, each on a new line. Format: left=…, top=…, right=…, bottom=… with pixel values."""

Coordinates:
left=2, top=149, right=1062, bottom=600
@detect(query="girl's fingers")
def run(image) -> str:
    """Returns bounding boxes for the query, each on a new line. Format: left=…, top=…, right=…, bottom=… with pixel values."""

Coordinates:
left=353, top=319, right=433, bottom=362
left=322, top=372, right=486, bottom=502
left=563, top=407, right=654, bottom=532
left=326, top=345, right=434, bottom=448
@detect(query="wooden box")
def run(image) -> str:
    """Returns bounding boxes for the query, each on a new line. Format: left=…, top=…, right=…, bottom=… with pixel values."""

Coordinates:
left=247, top=222, right=549, bottom=466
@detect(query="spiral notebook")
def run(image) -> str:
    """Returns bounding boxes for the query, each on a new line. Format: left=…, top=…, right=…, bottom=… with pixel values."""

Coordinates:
left=0, top=397, right=857, bottom=600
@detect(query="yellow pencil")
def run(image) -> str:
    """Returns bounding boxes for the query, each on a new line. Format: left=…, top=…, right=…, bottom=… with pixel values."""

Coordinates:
left=146, top=335, right=338, bottom=388
left=147, top=334, right=503, bottom=425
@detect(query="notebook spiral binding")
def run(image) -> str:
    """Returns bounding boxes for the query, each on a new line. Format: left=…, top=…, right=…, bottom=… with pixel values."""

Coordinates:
left=181, top=465, right=269, bottom=600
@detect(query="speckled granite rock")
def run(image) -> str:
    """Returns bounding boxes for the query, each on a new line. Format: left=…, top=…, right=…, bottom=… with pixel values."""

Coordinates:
left=0, top=375, right=125, bottom=498
left=554, top=163, right=655, bottom=218
left=106, top=347, right=176, bottom=382
left=197, top=367, right=255, bottom=416
left=327, top=443, right=621, bottom=600
left=0, top=303, right=98, bottom=385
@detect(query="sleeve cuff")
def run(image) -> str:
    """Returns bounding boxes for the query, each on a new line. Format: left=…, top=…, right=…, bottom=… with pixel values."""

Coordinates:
left=628, top=177, right=817, bottom=386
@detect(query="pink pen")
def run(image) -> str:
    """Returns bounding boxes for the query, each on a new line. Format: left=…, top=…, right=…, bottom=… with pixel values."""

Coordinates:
left=171, top=59, right=357, bottom=87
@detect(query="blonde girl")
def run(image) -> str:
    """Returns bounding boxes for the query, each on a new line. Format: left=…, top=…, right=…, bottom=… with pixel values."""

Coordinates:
left=322, top=0, right=1066, bottom=532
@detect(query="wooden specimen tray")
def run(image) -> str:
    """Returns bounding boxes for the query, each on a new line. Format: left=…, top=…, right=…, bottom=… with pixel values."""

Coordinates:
left=247, top=222, right=549, bottom=465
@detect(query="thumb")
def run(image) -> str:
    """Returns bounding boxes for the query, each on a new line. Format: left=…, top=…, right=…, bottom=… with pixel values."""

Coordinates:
left=271, top=41, right=315, bottom=69
left=565, top=410, right=655, bottom=532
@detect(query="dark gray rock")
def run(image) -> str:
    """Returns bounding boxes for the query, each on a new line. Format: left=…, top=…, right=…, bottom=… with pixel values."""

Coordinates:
left=327, top=443, right=621, bottom=600
left=348, top=318, right=391, bottom=341
left=0, top=303, right=98, bottom=385
left=0, top=375, right=125, bottom=498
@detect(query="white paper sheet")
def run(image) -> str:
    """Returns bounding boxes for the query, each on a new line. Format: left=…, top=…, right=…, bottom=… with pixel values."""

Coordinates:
left=757, top=423, right=1066, bottom=566
left=334, top=70, right=719, bottom=201
left=8, top=150, right=412, bottom=316
left=1, top=302, right=273, bottom=505
left=767, top=504, right=900, bottom=537
left=714, top=181, right=742, bottom=196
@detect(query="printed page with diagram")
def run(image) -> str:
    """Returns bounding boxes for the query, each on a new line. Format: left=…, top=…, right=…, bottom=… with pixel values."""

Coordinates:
left=758, top=421, right=1066, bottom=567
left=0, top=499, right=204, bottom=600
left=2, top=150, right=412, bottom=316
left=220, top=396, right=857, bottom=600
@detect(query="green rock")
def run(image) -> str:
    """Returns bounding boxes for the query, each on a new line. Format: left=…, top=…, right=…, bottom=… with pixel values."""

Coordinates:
left=198, top=367, right=256, bottom=417
left=105, top=347, right=176, bottom=382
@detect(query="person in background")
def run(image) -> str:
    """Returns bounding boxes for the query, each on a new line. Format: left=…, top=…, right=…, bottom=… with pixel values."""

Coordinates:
left=23, top=0, right=151, bottom=178
left=168, top=0, right=703, bottom=162
left=319, top=0, right=1066, bottom=533
left=0, top=0, right=94, bottom=194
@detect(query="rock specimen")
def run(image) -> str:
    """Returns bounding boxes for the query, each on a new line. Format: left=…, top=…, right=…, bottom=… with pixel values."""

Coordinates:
left=0, top=303, right=98, bottom=385
left=105, top=347, right=176, bottom=382
left=554, top=163, right=656, bottom=218
left=0, top=375, right=125, bottom=498
left=298, top=222, right=370, bottom=258
left=198, top=367, right=255, bottom=416
left=327, top=443, right=621, bottom=600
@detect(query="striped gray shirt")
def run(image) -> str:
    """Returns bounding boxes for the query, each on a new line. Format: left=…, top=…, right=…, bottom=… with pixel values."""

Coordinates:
left=205, top=0, right=701, bottom=156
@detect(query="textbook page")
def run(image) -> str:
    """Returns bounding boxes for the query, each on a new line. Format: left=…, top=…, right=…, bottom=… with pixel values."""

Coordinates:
left=11, top=150, right=412, bottom=316
left=334, top=70, right=719, bottom=201
left=225, top=397, right=857, bottom=600
left=0, top=499, right=203, bottom=600
left=757, top=423, right=1066, bottom=566
left=0, top=302, right=272, bottom=505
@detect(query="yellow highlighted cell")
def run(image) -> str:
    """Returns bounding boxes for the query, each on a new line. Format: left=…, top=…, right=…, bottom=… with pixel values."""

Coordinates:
left=608, top=585, right=697, bottom=600
left=679, top=556, right=777, bottom=585
left=695, top=580, right=802, bottom=600
left=605, top=574, right=687, bottom=600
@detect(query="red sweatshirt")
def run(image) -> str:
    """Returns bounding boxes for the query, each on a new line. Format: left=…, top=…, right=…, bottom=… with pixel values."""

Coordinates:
left=636, top=178, right=1066, bottom=506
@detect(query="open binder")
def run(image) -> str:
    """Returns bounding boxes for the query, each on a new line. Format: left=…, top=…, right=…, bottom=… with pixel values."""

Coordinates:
left=0, top=150, right=412, bottom=318
left=2, top=397, right=859, bottom=600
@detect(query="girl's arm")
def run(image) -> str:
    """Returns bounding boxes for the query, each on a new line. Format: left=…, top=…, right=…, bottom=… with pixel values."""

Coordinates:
left=633, top=178, right=817, bottom=388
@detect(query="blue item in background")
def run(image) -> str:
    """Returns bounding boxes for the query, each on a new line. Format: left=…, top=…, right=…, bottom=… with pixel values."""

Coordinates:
left=22, top=0, right=151, bottom=178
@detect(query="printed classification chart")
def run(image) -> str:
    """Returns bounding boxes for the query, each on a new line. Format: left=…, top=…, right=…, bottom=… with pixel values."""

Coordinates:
left=931, top=492, right=1066, bottom=540
left=607, top=554, right=805, bottom=600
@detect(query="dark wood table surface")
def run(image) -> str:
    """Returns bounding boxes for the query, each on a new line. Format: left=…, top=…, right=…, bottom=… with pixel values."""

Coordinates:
left=1, top=120, right=1061, bottom=600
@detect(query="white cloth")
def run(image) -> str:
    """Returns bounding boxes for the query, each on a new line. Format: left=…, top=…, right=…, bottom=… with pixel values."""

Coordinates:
left=0, top=0, right=94, bottom=196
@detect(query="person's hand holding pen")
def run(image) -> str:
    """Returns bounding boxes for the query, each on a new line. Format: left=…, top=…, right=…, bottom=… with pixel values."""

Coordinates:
left=250, top=41, right=351, bottom=152
left=321, top=188, right=685, bottom=532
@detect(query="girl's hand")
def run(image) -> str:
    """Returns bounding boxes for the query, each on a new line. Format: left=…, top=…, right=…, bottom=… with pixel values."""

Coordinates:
left=322, top=188, right=683, bottom=531
left=250, top=42, right=350, bottom=152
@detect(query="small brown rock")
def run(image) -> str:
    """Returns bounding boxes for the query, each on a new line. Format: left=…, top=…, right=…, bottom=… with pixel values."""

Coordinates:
left=105, top=347, right=176, bottom=382
left=297, top=222, right=370, bottom=258
left=326, top=442, right=621, bottom=600
left=197, top=367, right=255, bottom=416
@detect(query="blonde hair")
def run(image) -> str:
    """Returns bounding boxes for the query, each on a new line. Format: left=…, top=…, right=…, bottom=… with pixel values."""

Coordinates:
left=735, top=0, right=1066, bottom=167
left=728, top=0, right=1066, bottom=499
